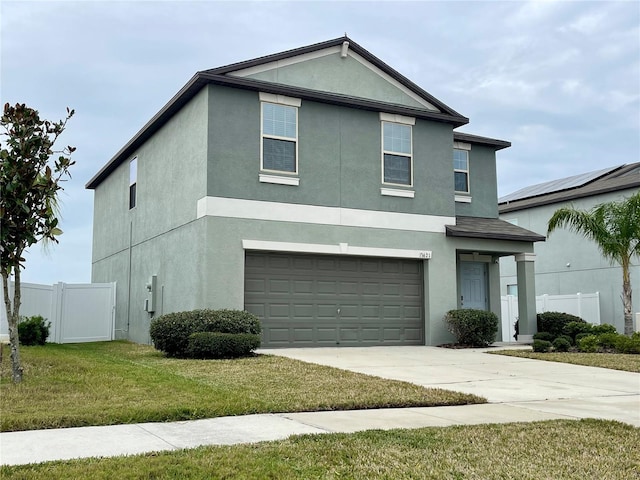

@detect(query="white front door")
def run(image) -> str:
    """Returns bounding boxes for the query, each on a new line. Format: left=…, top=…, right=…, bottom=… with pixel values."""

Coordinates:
left=460, top=262, right=488, bottom=310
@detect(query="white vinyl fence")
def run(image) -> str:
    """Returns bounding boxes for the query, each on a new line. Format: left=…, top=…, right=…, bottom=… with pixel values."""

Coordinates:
left=1, top=281, right=116, bottom=343
left=501, top=292, right=600, bottom=342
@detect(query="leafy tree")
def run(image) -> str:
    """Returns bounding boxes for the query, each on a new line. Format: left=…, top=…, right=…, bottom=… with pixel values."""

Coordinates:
left=0, top=103, right=75, bottom=383
left=547, top=192, right=640, bottom=336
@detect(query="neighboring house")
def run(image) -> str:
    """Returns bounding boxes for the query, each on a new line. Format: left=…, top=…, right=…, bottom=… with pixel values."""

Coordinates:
left=499, top=163, right=640, bottom=333
left=87, top=37, right=544, bottom=347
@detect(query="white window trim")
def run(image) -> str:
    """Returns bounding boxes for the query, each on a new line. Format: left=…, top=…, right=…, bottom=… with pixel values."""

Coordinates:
left=454, top=148, right=470, bottom=194
left=381, top=187, right=415, bottom=198
left=455, top=194, right=472, bottom=203
left=259, top=173, right=300, bottom=186
left=379, top=112, right=415, bottom=125
left=260, top=98, right=300, bottom=175
left=381, top=120, right=413, bottom=187
left=453, top=141, right=471, bottom=151
left=259, top=92, right=301, bottom=108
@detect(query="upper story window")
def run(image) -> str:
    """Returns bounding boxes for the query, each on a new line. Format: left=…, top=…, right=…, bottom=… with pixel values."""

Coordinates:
left=260, top=93, right=300, bottom=175
left=129, top=157, right=137, bottom=209
left=380, top=113, right=415, bottom=187
left=453, top=148, right=469, bottom=193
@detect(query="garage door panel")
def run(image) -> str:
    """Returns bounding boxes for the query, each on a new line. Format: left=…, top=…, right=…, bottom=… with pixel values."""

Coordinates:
left=268, top=304, right=290, bottom=318
left=245, top=252, right=423, bottom=348
left=404, top=328, right=422, bottom=341
left=316, top=327, right=338, bottom=342
left=317, top=281, right=338, bottom=295
left=382, top=328, right=401, bottom=341
left=382, top=283, right=401, bottom=297
left=293, top=280, right=314, bottom=294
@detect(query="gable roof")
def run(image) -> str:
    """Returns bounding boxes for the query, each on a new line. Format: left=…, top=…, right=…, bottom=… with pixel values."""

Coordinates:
left=499, top=163, right=640, bottom=213
left=87, top=37, right=473, bottom=189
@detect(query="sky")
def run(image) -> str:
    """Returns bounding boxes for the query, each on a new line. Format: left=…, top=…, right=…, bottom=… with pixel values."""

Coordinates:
left=1, top=0, right=639, bottom=285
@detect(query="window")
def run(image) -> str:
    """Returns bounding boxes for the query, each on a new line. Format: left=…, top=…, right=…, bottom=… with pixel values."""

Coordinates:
left=382, top=121, right=412, bottom=186
left=129, top=157, right=137, bottom=209
left=453, top=148, right=469, bottom=193
left=261, top=102, right=297, bottom=173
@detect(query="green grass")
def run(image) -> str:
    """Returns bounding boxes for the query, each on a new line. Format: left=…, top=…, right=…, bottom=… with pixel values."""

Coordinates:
left=0, top=341, right=483, bottom=432
left=492, top=349, right=640, bottom=373
left=2, top=419, right=638, bottom=479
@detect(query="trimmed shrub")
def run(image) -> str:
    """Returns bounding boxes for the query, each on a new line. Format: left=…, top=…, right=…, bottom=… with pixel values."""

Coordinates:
left=537, top=312, right=585, bottom=338
left=532, top=339, right=552, bottom=353
left=596, top=333, right=620, bottom=350
left=533, top=332, right=555, bottom=342
left=563, top=321, right=594, bottom=343
left=187, top=332, right=261, bottom=359
left=444, top=309, right=498, bottom=347
left=577, top=335, right=599, bottom=353
left=557, top=334, right=574, bottom=346
left=575, top=332, right=592, bottom=345
left=614, top=335, right=640, bottom=354
left=150, top=309, right=261, bottom=357
left=552, top=337, right=571, bottom=352
left=591, top=324, right=617, bottom=335
left=18, top=315, right=50, bottom=346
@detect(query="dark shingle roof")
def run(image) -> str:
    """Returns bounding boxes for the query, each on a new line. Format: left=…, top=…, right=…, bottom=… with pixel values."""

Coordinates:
left=499, top=163, right=640, bottom=214
left=446, top=216, right=545, bottom=242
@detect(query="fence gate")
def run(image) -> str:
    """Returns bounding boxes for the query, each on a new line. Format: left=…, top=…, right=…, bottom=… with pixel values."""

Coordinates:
left=1, top=282, right=116, bottom=344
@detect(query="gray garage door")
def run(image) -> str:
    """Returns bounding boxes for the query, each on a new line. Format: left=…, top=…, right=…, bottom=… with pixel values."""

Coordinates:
left=244, top=252, right=424, bottom=348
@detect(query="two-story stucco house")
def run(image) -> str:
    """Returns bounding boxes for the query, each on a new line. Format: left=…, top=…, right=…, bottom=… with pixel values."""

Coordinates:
left=499, top=163, right=640, bottom=333
left=87, top=37, right=544, bottom=347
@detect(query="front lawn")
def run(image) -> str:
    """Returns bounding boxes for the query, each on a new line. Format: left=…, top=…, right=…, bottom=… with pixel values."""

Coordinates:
left=0, top=341, right=483, bottom=432
left=2, top=419, right=638, bottom=479
left=492, top=349, right=640, bottom=373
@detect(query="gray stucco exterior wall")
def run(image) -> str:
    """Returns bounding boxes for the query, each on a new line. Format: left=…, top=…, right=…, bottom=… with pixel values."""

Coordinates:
left=91, top=88, right=209, bottom=342
left=500, top=188, right=640, bottom=333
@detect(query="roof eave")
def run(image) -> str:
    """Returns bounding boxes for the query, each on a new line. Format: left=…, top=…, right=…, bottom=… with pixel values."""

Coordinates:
left=454, top=132, right=511, bottom=150
left=445, top=227, right=545, bottom=243
left=499, top=181, right=640, bottom=213
left=86, top=74, right=208, bottom=189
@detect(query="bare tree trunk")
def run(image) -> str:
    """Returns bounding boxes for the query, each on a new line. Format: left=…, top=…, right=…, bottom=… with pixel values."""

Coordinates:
left=622, top=258, right=633, bottom=337
left=2, top=266, right=23, bottom=383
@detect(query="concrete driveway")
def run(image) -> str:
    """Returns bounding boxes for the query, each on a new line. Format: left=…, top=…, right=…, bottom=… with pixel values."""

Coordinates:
left=265, top=345, right=640, bottom=427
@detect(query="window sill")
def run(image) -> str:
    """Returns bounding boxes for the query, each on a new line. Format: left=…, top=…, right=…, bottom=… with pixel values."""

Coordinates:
left=455, top=194, right=472, bottom=203
left=381, top=187, right=415, bottom=198
left=259, top=173, right=300, bottom=186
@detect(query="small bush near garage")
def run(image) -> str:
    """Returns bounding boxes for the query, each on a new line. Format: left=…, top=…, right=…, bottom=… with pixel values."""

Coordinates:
left=615, top=334, right=640, bottom=354
left=537, top=311, right=585, bottom=338
left=150, top=309, right=261, bottom=358
left=532, top=340, right=552, bottom=353
left=187, top=332, right=261, bottom=359
left=533, top=332, right=555, bottom=342
left=552, top=337, right=571, bottom=352
left=562, top=321, right=594, bottom=343
left=577, top=335, right=599, bottom=353
left=18, top=315, right=50, bottom=346
left=444, top=309, right=498, bottom=347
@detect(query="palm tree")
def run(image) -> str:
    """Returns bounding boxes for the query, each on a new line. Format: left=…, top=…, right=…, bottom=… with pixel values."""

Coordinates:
left=547, top=191, right=640, bottom=336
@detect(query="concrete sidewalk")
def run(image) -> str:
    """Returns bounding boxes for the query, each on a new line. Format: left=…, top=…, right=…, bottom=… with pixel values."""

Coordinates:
left=1, top=346, right=638, bottom=466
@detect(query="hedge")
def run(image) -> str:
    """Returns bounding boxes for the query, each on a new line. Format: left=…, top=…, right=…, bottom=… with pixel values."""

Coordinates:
left=150, top=309, right=261, bottom=358
left=444, top=309, right=498, bottom=347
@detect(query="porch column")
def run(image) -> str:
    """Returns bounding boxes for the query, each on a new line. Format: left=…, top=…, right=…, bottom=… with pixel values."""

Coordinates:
left=515, top=253, right=537, bottom=342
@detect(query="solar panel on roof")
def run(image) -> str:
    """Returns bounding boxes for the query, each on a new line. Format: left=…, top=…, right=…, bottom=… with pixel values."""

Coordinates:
left=499, top=165, right=622, bottom=203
